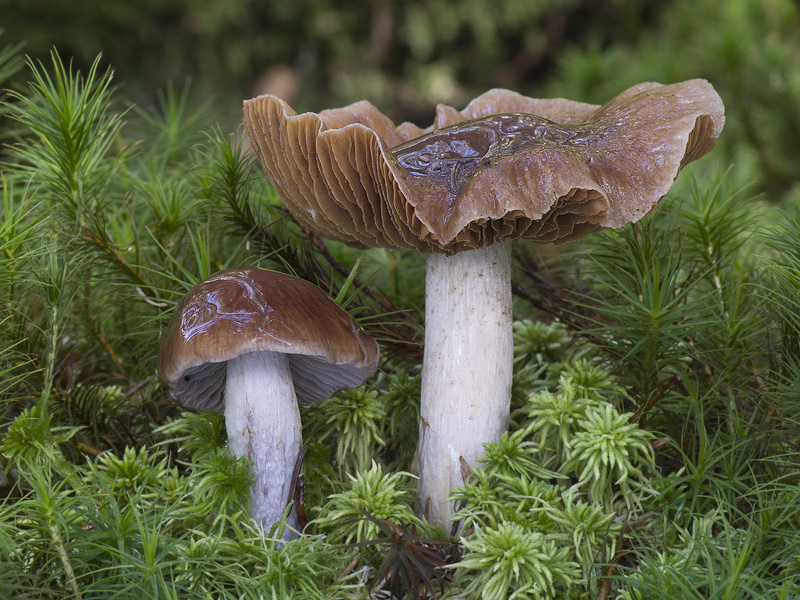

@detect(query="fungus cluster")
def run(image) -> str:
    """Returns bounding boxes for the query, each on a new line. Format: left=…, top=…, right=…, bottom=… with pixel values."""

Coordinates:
left=224, top=80, right=721, bottom=532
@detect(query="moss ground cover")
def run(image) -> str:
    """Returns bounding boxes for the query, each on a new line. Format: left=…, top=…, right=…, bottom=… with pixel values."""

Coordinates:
left=1, top=30, right=799, bottom=599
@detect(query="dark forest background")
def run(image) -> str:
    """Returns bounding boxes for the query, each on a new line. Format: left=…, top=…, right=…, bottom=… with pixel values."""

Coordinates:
left=3, top=0, right=799, bottom=204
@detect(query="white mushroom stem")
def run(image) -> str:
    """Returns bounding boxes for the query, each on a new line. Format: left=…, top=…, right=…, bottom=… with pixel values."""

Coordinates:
left=418, top=242, right=513, bottom=533
left=225, top=350, right=302, bottom=537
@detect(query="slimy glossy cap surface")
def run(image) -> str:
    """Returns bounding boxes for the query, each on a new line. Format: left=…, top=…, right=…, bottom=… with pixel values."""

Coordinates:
left=243, top=80, right=724, bottom=254
left=157, top=268, right=380, bottom=412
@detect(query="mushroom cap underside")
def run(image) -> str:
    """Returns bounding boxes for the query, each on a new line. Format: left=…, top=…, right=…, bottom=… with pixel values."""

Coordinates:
left=157, top=267, right=380, bottom=412
left=243, top=80, right=724, bottom=254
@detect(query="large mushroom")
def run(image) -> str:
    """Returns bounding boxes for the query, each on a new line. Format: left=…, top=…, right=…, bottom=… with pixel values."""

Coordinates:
left=242, top=80, right=725, bottom=531
left=157, top=267, right=379, bottom=534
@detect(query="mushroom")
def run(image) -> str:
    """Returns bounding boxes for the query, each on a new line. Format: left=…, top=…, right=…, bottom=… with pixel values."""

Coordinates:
left=157, top=267, right=379, bottom=534
left=242, top=80, right=725, bottom=531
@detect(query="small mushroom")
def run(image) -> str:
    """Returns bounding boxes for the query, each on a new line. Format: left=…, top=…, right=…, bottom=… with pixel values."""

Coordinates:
left=157, top=267, right=379, bottom=535
left=243, top=80, right=725, bottom=531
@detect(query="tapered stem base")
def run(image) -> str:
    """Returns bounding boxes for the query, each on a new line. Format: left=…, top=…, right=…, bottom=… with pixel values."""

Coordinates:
left=418, top=242, right=513, bottom=533
left=226, top=350, right=303, bottom=537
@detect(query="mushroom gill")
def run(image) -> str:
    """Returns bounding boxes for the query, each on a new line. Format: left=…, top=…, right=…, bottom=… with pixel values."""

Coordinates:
left=243, top=79, right=724, bottom=254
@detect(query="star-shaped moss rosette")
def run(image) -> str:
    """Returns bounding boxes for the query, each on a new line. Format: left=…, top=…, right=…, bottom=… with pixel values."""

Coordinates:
left=243, top=80, right=725, bottom=531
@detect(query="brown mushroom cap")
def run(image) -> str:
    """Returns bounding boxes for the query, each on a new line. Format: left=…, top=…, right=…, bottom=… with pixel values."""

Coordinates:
left=243, top=80, right=724, bottom=254
left=157, top=267, right=380, bottom=412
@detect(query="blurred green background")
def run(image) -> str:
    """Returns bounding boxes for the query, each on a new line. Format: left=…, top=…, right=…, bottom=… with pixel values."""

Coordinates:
left=2, top=4, right=800, bottom=597
left=2, top=0, right=800, bottom=202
